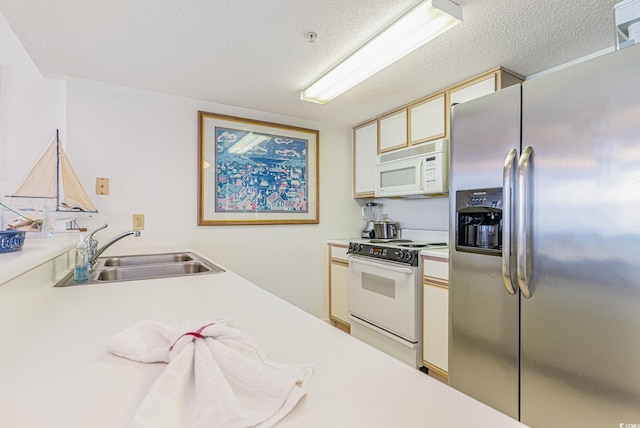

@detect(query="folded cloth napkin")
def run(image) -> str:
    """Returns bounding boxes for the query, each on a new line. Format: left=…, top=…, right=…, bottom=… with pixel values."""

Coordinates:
left=109, top=319, right=314, bottom=428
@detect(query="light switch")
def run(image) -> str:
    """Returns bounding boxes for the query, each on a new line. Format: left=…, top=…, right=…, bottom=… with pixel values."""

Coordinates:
left=96, top=177, right=109, bottom=195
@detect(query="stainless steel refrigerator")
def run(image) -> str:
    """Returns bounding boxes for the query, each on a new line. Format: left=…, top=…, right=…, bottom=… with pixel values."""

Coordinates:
left=448, top=44, right=640, bottom=427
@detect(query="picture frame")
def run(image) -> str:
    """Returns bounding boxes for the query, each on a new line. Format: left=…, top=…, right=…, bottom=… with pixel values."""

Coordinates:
left=198, top=111, right=319, bottom=225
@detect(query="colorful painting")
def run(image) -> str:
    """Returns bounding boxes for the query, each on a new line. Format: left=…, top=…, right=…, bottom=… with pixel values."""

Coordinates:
left=198, top=112, right=319, bottom=225
left=215, top=127, right=308, bottom=213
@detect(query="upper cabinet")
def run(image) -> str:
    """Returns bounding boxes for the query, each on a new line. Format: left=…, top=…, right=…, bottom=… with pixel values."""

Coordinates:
left=353, top=121, right=378, bottom=198
left=378, top=109, right=408, bottom=153
left=352, top=67, right=524, bottom=198
left=409, top=93, right=446, bottom=145
left=450, top=68, right=524, bottom=106
left=449, top=74, right=496, bottom=106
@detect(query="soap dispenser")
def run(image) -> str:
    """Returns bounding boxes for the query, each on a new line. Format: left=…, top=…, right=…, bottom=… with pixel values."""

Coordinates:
left=74, top=236, right=89, bottom=283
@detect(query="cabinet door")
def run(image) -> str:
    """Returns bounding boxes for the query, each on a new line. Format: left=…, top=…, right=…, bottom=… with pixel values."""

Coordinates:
left=409, top=93, right=446, bottom=145
left=330, top=261, right=350, bottom=326
left=353, top=122, right=377, bottom=197
left=450, top=74, right=496, bottom=106
left=423, top=281, right=449, bottom=373
left=378, top=109, right=407, bottom=153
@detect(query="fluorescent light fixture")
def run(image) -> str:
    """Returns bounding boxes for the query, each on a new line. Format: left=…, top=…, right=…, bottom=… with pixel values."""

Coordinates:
left=300, top=0, right=462, bottom=104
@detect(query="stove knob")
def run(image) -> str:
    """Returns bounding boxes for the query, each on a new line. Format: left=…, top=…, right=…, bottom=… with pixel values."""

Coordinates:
left=396, top=250, right=404, bottom=260
left=405, top=252, right=413, bottom=261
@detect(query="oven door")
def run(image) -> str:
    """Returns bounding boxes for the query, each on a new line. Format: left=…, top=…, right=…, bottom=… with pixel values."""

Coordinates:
left=348, top=255, right=418, bottom=342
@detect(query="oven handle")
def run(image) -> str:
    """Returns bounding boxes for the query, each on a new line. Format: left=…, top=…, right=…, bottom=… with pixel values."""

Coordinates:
left=349, top=256, right=414, bottom=274
left=349, top=314, right=417, bottom=349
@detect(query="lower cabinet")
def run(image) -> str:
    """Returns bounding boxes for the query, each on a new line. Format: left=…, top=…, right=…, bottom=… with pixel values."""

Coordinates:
left=328, top=244, right=350, bottom=333
left=422, top=255, right=449, bottom=383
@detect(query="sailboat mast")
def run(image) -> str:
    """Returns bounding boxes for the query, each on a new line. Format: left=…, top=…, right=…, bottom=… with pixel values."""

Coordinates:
left=55, top=129, right=60, bottom=210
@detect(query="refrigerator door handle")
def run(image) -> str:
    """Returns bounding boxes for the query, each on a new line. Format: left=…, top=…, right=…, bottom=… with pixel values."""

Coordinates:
left=517, top=146, right=533, bottom=298
left=502, top=148, right=518, bottom=295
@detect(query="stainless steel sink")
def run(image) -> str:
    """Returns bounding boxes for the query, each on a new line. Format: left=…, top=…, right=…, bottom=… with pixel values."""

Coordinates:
left=96, top=262, right=213, bottom=281
left=54, top=252, right=224, bottom=286
left=103, top=252, right=194, bottom=266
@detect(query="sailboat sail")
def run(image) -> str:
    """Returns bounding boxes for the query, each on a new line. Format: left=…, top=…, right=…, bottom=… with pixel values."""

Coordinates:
left=9, top=130, right=97, bottom=213
left=59, top=148, right=97, bottom=212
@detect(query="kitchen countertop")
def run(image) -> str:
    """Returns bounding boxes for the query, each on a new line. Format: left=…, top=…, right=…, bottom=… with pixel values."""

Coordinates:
left=0, top=233, right=79, bottom=285
left=0, top=246, right=520, bottom=427
left=421, top=247, right=449, bottom=259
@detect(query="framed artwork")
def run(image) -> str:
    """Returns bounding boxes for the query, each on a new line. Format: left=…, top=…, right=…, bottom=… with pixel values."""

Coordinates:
left=198, top=111, right=319, bottom=225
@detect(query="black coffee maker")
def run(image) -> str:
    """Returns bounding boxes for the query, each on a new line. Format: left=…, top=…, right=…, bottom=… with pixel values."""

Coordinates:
left=456, top=188, right=503, bottom=255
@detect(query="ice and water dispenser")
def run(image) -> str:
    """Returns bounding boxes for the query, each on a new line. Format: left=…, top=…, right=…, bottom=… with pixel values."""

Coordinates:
left=456, top=188, right=503, bottom=255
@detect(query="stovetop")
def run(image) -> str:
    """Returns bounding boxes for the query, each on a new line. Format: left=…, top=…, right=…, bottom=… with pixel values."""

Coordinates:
left=347, top=239, right=448, bottom=266
left=367, top=239, right=448, bottom=249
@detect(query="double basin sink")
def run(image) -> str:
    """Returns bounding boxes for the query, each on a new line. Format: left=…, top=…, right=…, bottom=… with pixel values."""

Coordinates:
left=55, top=252, right=225, bottom=287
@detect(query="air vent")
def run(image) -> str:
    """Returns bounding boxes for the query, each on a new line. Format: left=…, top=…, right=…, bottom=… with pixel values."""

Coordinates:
left=379, top=139, right=446, bottom=163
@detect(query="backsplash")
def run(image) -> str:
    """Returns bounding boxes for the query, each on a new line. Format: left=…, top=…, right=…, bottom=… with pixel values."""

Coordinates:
left=369, top=197, right=449, bottom=233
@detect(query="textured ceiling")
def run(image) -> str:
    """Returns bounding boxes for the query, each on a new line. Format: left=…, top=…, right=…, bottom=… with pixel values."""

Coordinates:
left=0, top=0, right=621, bottom=126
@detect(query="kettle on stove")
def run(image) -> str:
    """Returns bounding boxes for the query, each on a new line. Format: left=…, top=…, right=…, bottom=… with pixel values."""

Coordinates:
left=373, top=214, right=399, bottom=239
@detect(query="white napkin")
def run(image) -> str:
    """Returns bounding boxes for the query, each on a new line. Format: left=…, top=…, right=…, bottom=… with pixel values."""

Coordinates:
left=109, top=319, right=313, bottom=428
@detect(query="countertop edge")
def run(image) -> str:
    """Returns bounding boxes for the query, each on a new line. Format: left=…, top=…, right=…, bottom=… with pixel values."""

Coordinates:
left=0, top=233, right=79, bottom=285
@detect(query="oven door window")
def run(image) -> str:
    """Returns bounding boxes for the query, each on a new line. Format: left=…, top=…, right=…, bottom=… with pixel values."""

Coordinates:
left=362, top=272, right=396, bottom=298
left=348, top=256, right=418, bottom=342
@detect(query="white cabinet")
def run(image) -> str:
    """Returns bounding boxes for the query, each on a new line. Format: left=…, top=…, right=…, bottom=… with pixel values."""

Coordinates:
left=449, top=68, right=524, bottom=107
left=353, top=121, right=377, bottom=198
left=450, top=74, right=496, bottom=106
left=409, top=93, right=446, bottom=145
left=378, top=109, right=407, bottom=153
left=328, top=244, right=350, bottom=333
left=422, top=255, right=449, bottom=382
left=352, top=68, right=523, bottom=199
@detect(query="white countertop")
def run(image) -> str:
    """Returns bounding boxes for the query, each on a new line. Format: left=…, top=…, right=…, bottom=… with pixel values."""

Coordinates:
left=0, top=233, right=79, bottom=285
left=0, top=246, right=520, bottom=427
left=421, top=247, right=449, bottom=259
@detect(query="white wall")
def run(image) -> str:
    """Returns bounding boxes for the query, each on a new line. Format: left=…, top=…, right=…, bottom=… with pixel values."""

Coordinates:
left=65, top=80, right=361, bottom=319
left=1, top=22, right=362, bottom=319
left=370, top=197, right=449, bottom=234
left=0, top=24, right=66, bottom=197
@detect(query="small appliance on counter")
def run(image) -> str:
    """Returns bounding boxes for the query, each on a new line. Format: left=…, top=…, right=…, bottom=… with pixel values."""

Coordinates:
left=361, top=202, right=381, bottom=238
left=373, top=214, right=399, bottom=239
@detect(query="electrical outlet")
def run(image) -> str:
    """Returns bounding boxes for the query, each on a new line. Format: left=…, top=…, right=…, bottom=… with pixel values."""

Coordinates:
left=133, top=214, right=145, bottom=231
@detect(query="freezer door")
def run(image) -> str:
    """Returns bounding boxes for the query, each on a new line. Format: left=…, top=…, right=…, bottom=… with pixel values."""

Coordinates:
left=520, top=44, right=640, bottom=427
left=448, top=84, right=521, bottom=419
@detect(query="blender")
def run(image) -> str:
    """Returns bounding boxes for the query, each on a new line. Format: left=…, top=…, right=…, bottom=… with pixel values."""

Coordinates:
left=361, top=202, right=381, bottom=238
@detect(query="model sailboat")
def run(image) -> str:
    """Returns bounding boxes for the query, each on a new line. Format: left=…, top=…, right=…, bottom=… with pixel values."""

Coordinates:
left=5, top=130, right=96, bottom=228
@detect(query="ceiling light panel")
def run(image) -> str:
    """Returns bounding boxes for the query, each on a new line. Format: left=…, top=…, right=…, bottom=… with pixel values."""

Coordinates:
left=301, top=0, right=463, bottom=104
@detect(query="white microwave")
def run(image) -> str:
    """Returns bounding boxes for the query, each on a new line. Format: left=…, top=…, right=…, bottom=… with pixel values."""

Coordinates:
left=374, top=139, right=448, bottom=198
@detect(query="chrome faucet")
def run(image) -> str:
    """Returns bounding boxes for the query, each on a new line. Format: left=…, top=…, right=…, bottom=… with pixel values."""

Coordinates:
left=85, top=223, right=141, bottom=270
left=86, top=223, right=108, bottom=262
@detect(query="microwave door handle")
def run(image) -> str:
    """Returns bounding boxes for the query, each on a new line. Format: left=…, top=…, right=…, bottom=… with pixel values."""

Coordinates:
left=517, top=146, right=533, bottom=298
left=502, top=148, right=518, bottom=295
